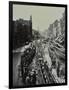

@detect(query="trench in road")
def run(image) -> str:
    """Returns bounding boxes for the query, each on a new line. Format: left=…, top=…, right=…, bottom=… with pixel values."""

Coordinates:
left=13, top=42, right=54, bottom=86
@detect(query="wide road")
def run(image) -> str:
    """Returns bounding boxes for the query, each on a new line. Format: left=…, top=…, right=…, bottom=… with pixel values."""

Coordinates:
left=13, top=40, right=59, bottom=87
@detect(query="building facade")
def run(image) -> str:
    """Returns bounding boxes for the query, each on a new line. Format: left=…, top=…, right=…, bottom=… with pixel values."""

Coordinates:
left=13, top=16, right=32, bottom=49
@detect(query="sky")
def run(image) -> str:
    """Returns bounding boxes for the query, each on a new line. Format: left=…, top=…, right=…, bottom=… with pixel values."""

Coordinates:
left=13, top=4, right=65, bottom=32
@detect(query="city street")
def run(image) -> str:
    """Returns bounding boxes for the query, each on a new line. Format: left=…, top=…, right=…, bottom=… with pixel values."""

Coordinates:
left=13, top=39, right=65, bottom=87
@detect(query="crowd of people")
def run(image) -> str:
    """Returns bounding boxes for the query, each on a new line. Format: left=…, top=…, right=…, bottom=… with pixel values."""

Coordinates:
left=17, top=39, right=62, bottom=86
left=17, top=43, right=36, bottom=86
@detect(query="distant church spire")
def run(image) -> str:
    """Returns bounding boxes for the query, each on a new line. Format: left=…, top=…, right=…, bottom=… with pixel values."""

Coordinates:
left=30, top=15, right=32, bottom=21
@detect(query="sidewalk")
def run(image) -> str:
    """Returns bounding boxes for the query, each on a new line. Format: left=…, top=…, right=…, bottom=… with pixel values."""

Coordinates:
left=13, top=43, right=31, bottom=53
